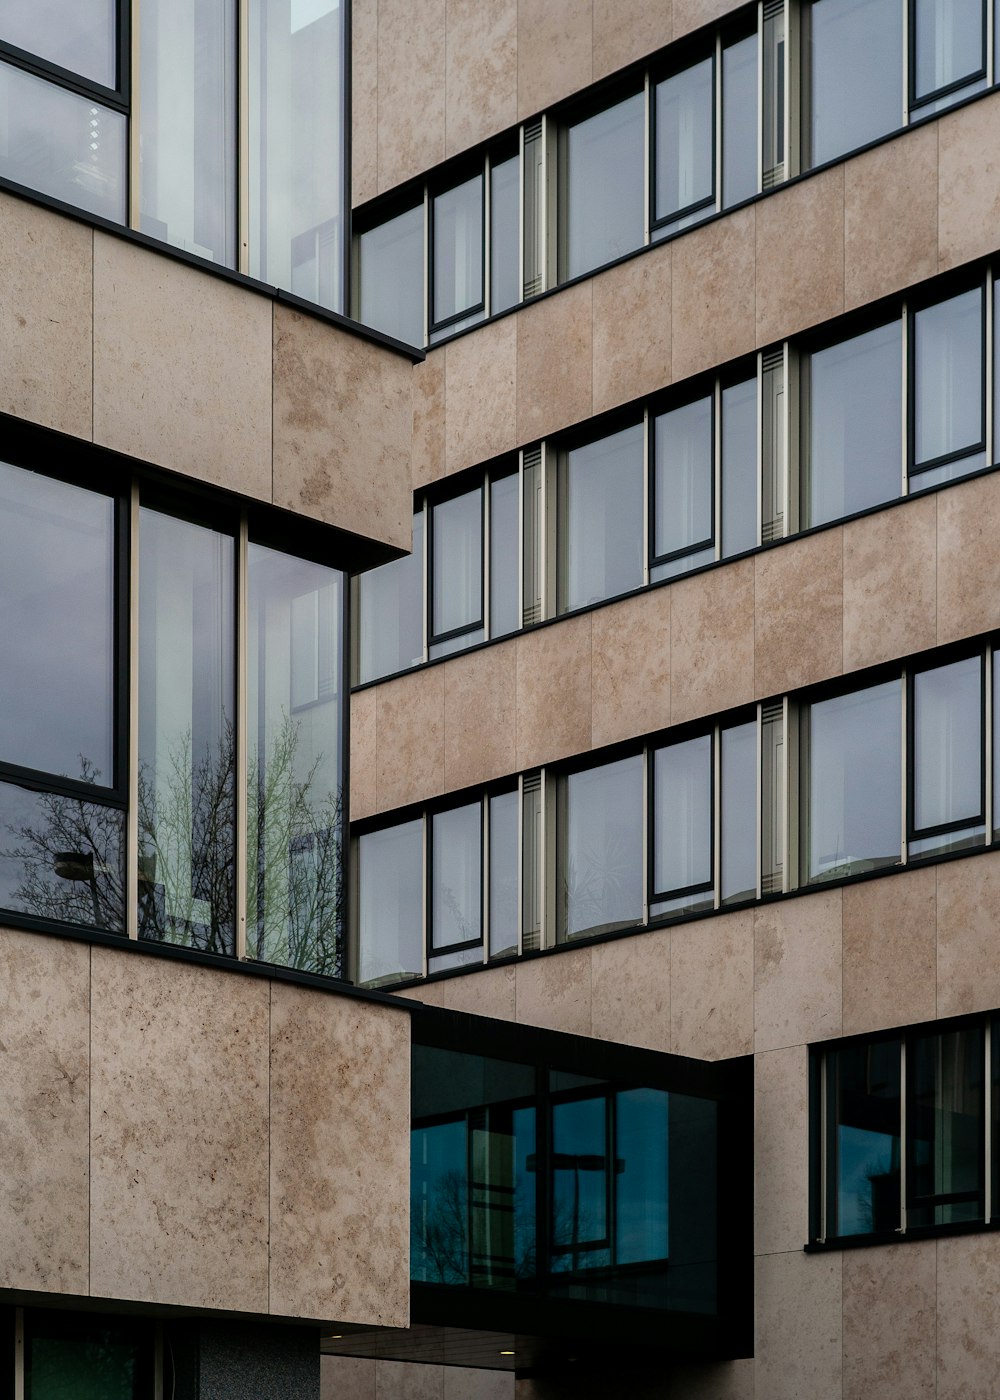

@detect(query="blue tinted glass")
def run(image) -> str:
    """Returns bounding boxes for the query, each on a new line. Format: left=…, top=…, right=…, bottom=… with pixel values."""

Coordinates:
left=831, top=1039, right=901, bottom=1236
left=552, top=1095, right=609, bottom=1268
left=615, top=1089, right=669, bottom=1265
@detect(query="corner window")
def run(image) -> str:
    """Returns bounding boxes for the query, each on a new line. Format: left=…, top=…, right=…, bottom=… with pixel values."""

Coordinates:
left=562, top=90, right=645, bottom=280
left=357, top=201, right=425, bottom=346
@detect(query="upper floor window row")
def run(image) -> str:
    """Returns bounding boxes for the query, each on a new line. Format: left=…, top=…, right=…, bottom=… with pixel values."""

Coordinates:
left=0, top=454, right=346, bottom=978
left=354, top=272, right=998, bottom=687
left=351, top=638, right=1000, bottom=988
left=352, top=0, right=1000, bottom=348
left=0, top=0, right=346, bottom=312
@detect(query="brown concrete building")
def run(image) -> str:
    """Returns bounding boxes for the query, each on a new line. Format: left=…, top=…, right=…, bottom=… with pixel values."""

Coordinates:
left=3, top=0, right=1000, bottom=1397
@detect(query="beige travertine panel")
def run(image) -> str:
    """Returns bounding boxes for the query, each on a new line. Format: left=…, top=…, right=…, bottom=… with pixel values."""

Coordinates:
left=938, top=90, right=1000, bottom=273
left=755, top=1251, right=842, bottom=1400
left=0, top=194, right=92, bottom=440
left=351, top=0, right=379, bottom=206
left=445, top=317, right=518, bottom=475
left=411, top=352, right=447, bottom=490
left=844, top=125, right=938, bottom=310
left=673, top=0, right=747, bottom=40
left=842, top=867, right=936, bottom=1036
left=590, top=590, right=670, bottom=749
left=516, top=281, right=593, bottom=445
left=671, top=910, right=754, bottom=1061
left=403, top=963, right=517, bottom=1020
left=269, top=986, right=409, bottom=1325
left=322, top=1354, right=376, bottom=1400
left=937, top=1233, right=1000, bottom=1400
left=754, top=1046, right=808, bottom=1256
left=590, top=928, right=670, bottom=1052
left=756, top=166, right=845, bottom=345
left=936, top=472, right=1000, bottom=647
left=593, top=0, right=672, bottom=80
left=842, top=496, right=937, bottom=674
left=376, top=0, right=446, bottom=193
left=89, top=952, right=269, bottom=1312
left=515, top=948, right=592, bottom=1035
left=671, top=207, right=755, bottom=382
left=517, top=0, right=592, bottom=120
left=376, top=666, right=446, bottom=811
left=0, top=930, right=90, bottom=1295
left=444, top=1369, right=512, bottom=1400
left=843, top=1242, right=936, bottom=1400
left=93, top=235, right=271, bottom=498
left=754, top=890, right=843, bottom=1053
left=936, top=853, right=1000, bottom=1018
left=670, top=556, right=755, bottom=724
left=272, top=306, right=412, bottom=551
left=591, top=247, right=671, bottom=417
left=445, top=0, right=517, bottom=159
left=755, top=529, right=844, bottom=696
left=515, top=614, right=593, bottom=770
left=443, top=643, right=517, bottom=791
left=377, top=1361, right=443, bottom=1400
left=351, top=685, right=378, bottom=823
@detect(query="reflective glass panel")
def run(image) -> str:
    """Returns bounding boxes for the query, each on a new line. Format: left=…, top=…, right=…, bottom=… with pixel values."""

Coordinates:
left=490, top=472, right=519, bottom=638
left=615, top=1088, right=669, bottom=1265
left=910, top=1027, right=984, bottom=1227
left=432, top=488, right=482, bottom=639
left=913, top=0, right=984, bottom=102
left=411, top=1118, right=469, bottom=1284
left=828, top=1038, right=901, bottom=1236
left=247, top=544, right=344, bottom=975
left=358, top=203, right=424, bottom=344
left=490, top=154, right=520, bottom=315
left=489, top=789, right=519, bottom=958
left=806, top=680, right=901, bottom=881
left=721, top=377, right=757, bottom=557
left=551, top=1095, right=609, bottom=1268
left=809, top=0, right=902, bottom=165
left=723, top=34, right=758, bottom=207
left=25, top=1311, right=153, bottom=1400
left=914, top=289, right=983, bottom=470
left=912, top=656, right=982, bottom=846
left=358, top=818, right=422, bottom=986
left=565, top=92, right=645, bottom=279
left=563, top=757, right=643, bottom=939
left=560, top=423, right=644, bottom=611
left=654, top=735, right=712, bottom=898
left=0, top=60, right=125, bottom=221
left=721, top=720, right=757, bottom=904
left=654, top=395, right=713, bottom=561
left=139, top=0, right=237, bottom=266
left=249, top=0, right=346, bottom=311
left=0, top=464, right=114, bottom=784
left=357, top=511, right=424, bottom=683
left=432, top=802, right=482, bottom=953
left=0, top=779, right=124, bottom=932
left=0, top=0, right=115, bottom=86
left=655, top=58, right=715, bottom=224
left=806, top=320, right=902, bottom=526
left=433, top=174, right=483, bottom=327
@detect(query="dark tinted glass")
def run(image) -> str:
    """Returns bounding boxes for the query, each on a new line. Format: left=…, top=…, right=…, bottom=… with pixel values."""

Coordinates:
left=909, top=1027, right=984, bottom=1227
left=25, top=1310, right=153, bottom=1400
left=551, top=1095, right=609, bottom=1267
left=828, top=1038, right=901, bottom=1236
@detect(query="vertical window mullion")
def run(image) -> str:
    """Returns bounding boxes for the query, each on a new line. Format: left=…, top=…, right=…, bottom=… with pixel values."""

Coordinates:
left=901, top=303, right=910, bottom=495
left=642, top=748, right=650, bottom=924
left=986, top=1019, right=993, bottom=1221
left=483, top=475, right=492, bottom=640
left=235, top=510, right=249, bottom=960
left=128, top=0, right=140, bottom=229
left=127, top=480, right=140, bottom=940
left=643, top=70, right=652, bottom=244
left=482, top=794, right=490, bottom=965
left=712, top=725, right=722, bottom=907
left=421, top=813, right=429, bottom=978
left=642, top=407, right=651, bottom=586
left=714, top=380, right=723, bottom=560
left=900, top=1037, right=908, bottom=1232
left=238, top=0, right=250, bottom=275
left=714, top=35, right=723, bottom=209
left=901, top=667, right=910, bottom=864
left=483, top=154, right=493, bottom=318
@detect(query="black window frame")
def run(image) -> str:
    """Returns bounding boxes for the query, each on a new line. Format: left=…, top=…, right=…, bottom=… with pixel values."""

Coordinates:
left=647, top=384, right=717, bottom=574
left=428, top=161, right=488, bottom=338
left=906, top=649, right=988, bottom=852
left=907, top=279, right=988, bottom=482
left=648, top=730, right=716, bottom=909
left=0, top=0, right=130, bottom=110
left=649, top=45, right=718, bottom=234
left=426, top=794, right=487, bottom=962
left=426, top=479, right=487, bottom=654
left=907, top=0, right=988, bottom=112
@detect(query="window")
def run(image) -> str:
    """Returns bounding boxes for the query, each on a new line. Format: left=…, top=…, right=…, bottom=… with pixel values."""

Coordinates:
left=430, top=486, right=484, bottom=657
left=654, top=58, right=715, bottom=232
left=21, top=1308, right=155, bottom=1399
left=357, top=818, right=423, bottom=987
left=651, top=395, right=714, bottom=580
left=357, top=201, right=425, bottom=345
left=430, top=171, right=485, bottom=339
left=563, top=89, right=646, bottom=280
left=911, top=285, right=986, bottom=488
left=356, top=510, right=424, bottom=683
left=813, top=1018, right=993, bottom=1243
left=561, top=756, right=644, bottom=940
left=559, top=423, right=645, bottom=611
left=909, top=655, right=985, bottom=857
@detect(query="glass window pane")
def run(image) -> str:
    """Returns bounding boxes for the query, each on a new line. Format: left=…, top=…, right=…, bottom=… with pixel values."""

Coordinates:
left=615, top=1089, right=669, bottom=1266
left=490, top=154, right=520, bottom=315
left=721, top=721, right=757, bottom=904
left=721, top=377, right=757, bottom=557
left=432, top=488, right=482, bottom=639
left=910, top=1027, right=984, bottom=1227
left=358, top=203, right=424, bottom=344
left=247, top=545, right=344, bottom=975
left=25, top=1312, right=153, bottom=1400
left=807, top=680, right=901, bottom=881
left=0, top=61, right=126, bottom=222
left=0, top=464, right=115, bottom=783
left=411, top=1118, right=469, bottom=1284
left=249, top=0, right=346, bottom=311
left=913, top=0, right=984, bottom=101
left=912, top=656, right=982, bottom=836
left=654, top=735, right=712, bottom=897
left=0, top=0, right=116, bottom=86
left=806, top=320, right=902, bottom=527
left=138, top=509, right=235, bottom=955
left=914, top=289, right=983, bottom=470
left=551, top=1095, right=609, bottom=1265
left=433, top=174, right=483, bottom=327
left=357, top=511, right=424, bottom=683
left=828, top=1039, right=901, bottom=1236
left=560, top=423, right=644, bottom=612
left=654, top=396, right=713, bottom=561
left=655, top=58, right=715, bottom=224
left=358, top=818, right=422, bottom=986
left=432, top=802, right=482, bottom=951
left=489, top=789, right=519, bottom=958
left=0, top=779, right=124, bottom=932
left=565, top=93, right=645, bottom=279
left=490, top=472, right=519, bottom=638
left=563, top=757, right=643, bottom=939
left=139, top=0, right=237, bottom=267
left=809, top=0, right=902, bottom=165
left=723, top=34, right=758, bottom=207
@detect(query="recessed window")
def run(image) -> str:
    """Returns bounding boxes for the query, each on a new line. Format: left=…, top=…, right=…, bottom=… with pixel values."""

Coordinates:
left=652, top=734, right=714, bottom=919
left=911, top=0, right=986, bottom=109
left=806, top=0, right=903, bottom=166
left=911, top=286, right=986, bottom=488
left=490, top=153, right=520, bottom=315
left=430, top=801, right=483, bottom=971
left=909, top=655, right=985, bottom=858
left=651, top=394, right=714, bottom=580
left=654, top=57, right=715, bottom=230
left=431, top=172, right=484, bottom=337
left=430, top=486, right=484, bottom=657
left=559, top=422, right=644, bottom=612
left=563, top=91, right=645, bottom=280
left=357, top=818, right=423, bottom=987
left=560, top=756, right=644, bottom=940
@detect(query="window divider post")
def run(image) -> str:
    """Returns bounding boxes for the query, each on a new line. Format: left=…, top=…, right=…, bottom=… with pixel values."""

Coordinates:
left=985, top=1020, right=993, bottom=1222
left=900, top=1037, right=908, bottom=1232
left=128, top=0, right=141, bottom=229
left=238, top=0, right=250, bottom=275
left=127, top=482, right=140, bottom=941
left=235, top=511, right=249, bottom=961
